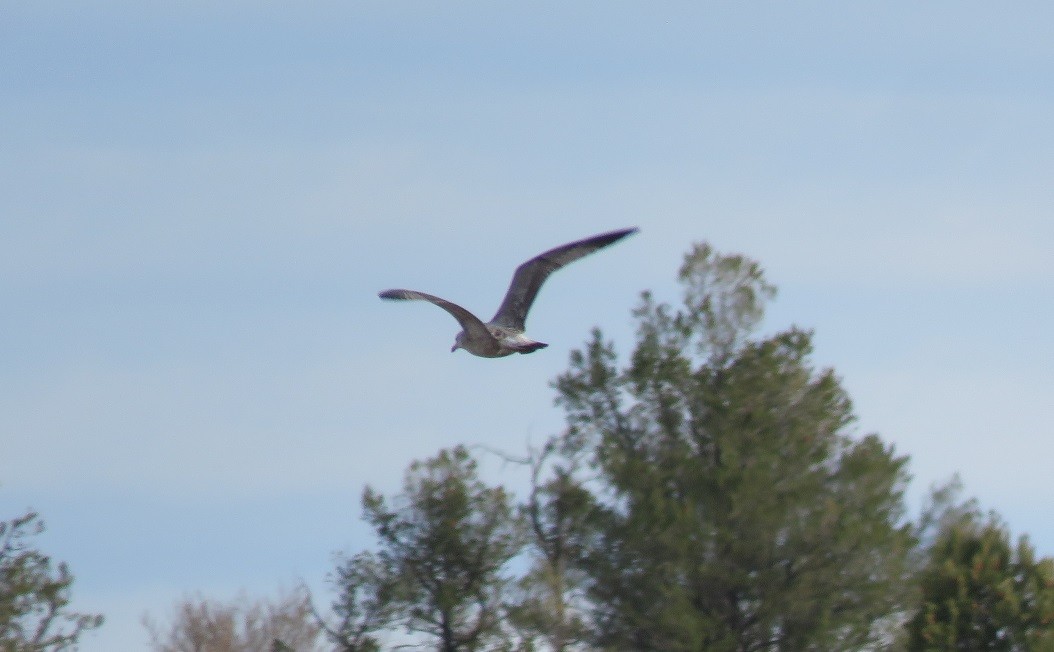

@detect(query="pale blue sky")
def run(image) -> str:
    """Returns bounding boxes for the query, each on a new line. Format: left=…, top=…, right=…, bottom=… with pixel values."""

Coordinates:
left=3, top=3, right=1053, bottom=649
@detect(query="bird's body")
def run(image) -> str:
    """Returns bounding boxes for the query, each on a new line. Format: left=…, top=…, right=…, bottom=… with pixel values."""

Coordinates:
left=461, top=322, right=547, bottom=358
left=379, top=227, right=638, bottom=357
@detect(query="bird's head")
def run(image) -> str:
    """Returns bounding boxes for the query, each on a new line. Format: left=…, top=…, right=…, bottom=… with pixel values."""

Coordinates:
left=451, top=331, right=465, bottom=353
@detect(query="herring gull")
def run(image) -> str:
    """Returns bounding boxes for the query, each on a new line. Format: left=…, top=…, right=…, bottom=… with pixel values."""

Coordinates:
left=378, top=227, right=638, bottom=357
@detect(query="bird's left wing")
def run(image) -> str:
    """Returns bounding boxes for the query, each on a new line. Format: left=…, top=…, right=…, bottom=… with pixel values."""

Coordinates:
left=378, top=289, right=494, bottom=342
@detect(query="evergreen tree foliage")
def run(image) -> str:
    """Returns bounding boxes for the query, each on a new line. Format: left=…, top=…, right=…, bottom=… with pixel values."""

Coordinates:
left=906, top=497, right=1054, bottom=650
left=0, top=509, right=103, bottom=651
left=551, top=243, right=915, bottom=651
left=338, top=446, right=523, bottom=652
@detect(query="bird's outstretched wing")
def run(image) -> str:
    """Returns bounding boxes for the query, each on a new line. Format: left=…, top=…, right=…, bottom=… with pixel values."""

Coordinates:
left=378, top=289, right=494, bottom=343
left=489, top=227, right=638, bottom=331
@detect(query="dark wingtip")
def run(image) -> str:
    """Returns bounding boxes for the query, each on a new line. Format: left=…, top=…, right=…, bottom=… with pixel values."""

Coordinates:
left=378, top=289, right=406, bottom=300
left=599, top=226, right=640, bottom=244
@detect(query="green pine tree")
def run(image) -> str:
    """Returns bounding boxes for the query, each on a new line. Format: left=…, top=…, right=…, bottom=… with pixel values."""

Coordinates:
left=550, top=243, right=915, bottom=651
left=335, top=446, right=523, bottom=652
left=906, top=498, right=1054, bottom=651
left=1, top=509, right=103, bottom=651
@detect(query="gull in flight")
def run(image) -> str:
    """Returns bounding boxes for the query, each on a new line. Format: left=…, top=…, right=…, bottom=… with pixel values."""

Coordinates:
left=379, top=227, right=638, bottom=357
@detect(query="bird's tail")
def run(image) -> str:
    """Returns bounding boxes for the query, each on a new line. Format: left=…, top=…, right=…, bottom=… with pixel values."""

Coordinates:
left=515, top=341, right=549, bottom=354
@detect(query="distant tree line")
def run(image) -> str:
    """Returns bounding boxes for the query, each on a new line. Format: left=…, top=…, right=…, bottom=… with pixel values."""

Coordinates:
left=6, top=243, right=1053, bottom=651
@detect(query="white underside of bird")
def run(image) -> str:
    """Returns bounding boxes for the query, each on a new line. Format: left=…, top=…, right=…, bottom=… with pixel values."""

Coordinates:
left=458, top=325, right=547, bottom=358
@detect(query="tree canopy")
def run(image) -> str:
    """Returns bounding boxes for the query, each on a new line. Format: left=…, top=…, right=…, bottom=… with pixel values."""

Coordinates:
left=548, top=243, right=915, bottom=650
left=144, top=587, right=324, bottom=652
left=329, top=446, right=522, bottom=651
left=0, top=509, right=103, bottom=651
left=907, top=484, right=1054, bottom=651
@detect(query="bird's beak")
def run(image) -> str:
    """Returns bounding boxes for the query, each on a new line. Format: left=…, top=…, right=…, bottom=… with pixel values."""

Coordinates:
left=450, top=343, right=459, bottom=353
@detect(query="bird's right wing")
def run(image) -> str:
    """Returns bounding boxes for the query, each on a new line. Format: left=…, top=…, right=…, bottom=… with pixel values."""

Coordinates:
left=490, top=227, right=638, bottom=330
